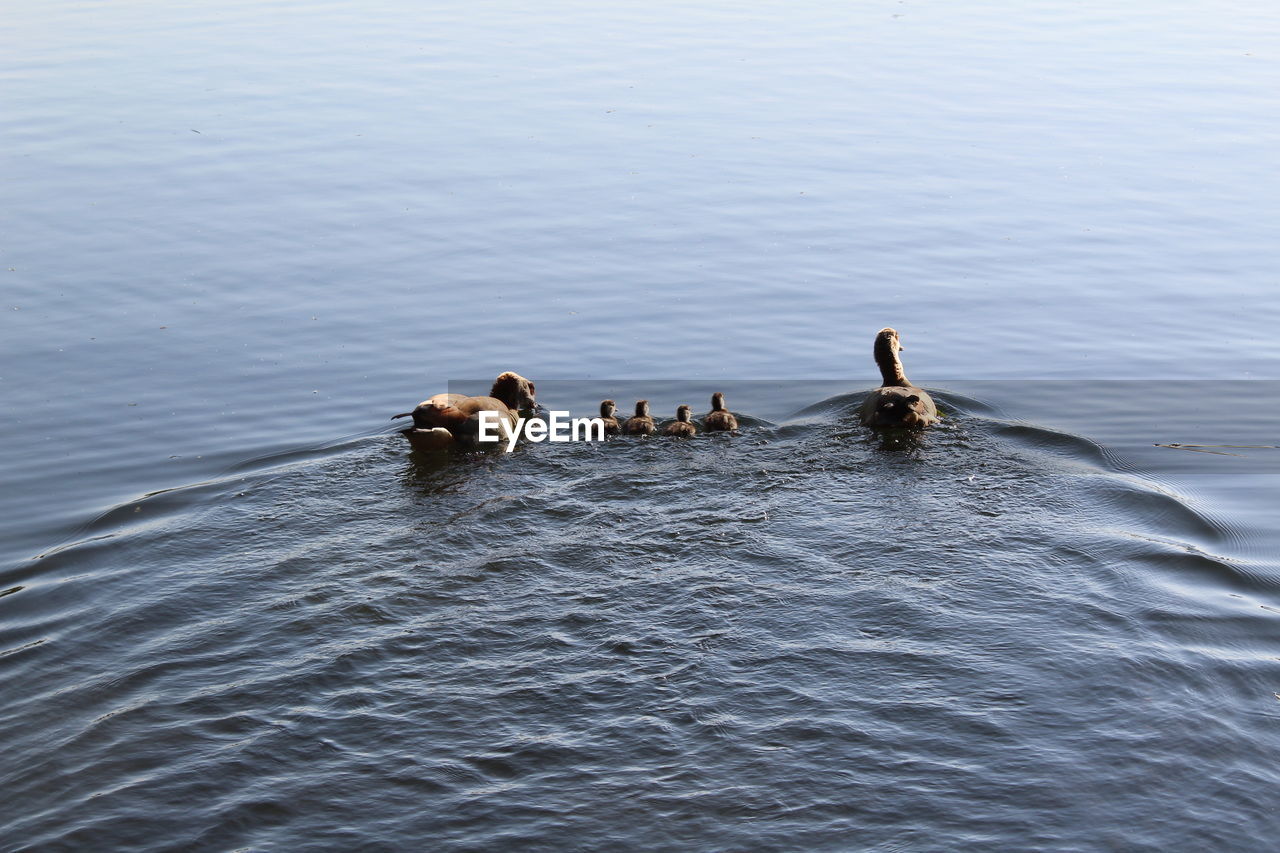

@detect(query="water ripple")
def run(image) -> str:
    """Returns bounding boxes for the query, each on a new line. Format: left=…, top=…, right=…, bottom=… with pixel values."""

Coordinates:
left=2, top=398, right=1278, bottom=851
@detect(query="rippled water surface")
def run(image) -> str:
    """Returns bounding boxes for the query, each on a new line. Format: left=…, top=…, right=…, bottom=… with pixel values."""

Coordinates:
left=4, top=0, right=1280, bottom=849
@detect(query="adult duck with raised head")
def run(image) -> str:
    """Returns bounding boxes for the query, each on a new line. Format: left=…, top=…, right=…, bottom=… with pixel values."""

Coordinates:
left=393, top=371, right=537, bottom=451
left=858, top=328, right=937, bottom=429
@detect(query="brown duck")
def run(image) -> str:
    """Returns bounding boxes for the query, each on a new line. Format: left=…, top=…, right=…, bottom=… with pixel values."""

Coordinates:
left=858, top=328, right=938, bottom=429
left=598, top=400, right=621, bottom=436
left=663, top=405, right=698, bottom=437
left=393, top=371, right=537, bottom=450
left=622, top=400, right=656, bottom=436
left=703, top=392, right=738, bottom=432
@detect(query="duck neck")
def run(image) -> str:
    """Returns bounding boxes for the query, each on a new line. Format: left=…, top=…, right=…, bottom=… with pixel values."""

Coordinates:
left=874, top=336, right=910, bottom=387
left=491, top=385, right=518, bottom=410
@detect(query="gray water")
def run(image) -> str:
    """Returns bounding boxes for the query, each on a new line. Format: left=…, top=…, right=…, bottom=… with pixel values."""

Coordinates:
left=3, top=1, right=1279, bottom=849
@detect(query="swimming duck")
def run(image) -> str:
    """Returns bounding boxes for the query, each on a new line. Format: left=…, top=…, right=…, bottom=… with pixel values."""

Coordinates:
left=393, top=371, right=537, bottom=450
left=703, top=392, right=738, bottom=432
left=598, top=400, right=621, bottom=436
left=663, top=405, right=698, bottom=437
left=622, top=400, right=656, bottom=435
left=858, top=328, right=938, bottom=429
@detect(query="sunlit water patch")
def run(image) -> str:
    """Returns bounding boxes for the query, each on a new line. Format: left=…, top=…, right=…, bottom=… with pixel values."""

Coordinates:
left=3, top=390, right=1277, bottom=850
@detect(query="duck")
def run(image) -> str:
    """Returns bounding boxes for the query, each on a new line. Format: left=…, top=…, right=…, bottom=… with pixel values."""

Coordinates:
left=858, top=328, right=938, bottom=429
left=393, top=371, right=537, bottom=451
left=622, top=400, right=656, bottom=435
left=663, top=405, right=698, bottom=437
left=598, top=400, right=621, bottom=436
left=703, top=392, right=738, bottom=432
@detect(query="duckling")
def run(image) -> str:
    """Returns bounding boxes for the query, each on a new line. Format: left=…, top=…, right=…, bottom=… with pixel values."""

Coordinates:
left=622, top=400, right=656, bottom=435
left=598, top=400, right=621, bottom=435
left=704, top=392, right=738, bottom=432
left=858, top=328, right=938, bottom=429
left=663, top=404, right=698, bottom=437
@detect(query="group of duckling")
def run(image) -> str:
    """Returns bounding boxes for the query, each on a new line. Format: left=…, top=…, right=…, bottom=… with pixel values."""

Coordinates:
left=394, top=327, right=935, bottom=452
left=599, top=392, right=739, bottom=438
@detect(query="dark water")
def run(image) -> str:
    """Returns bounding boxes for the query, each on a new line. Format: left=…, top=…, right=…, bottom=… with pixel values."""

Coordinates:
left=4, top=0, right=1280, bottom=849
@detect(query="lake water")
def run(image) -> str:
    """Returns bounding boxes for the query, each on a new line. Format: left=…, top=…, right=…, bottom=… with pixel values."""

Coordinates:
left=3, top=0, right=1279, bottom=849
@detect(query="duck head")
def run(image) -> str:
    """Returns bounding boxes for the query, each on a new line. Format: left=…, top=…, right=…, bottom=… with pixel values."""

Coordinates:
left=490, top=372, right=536, bottom=411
